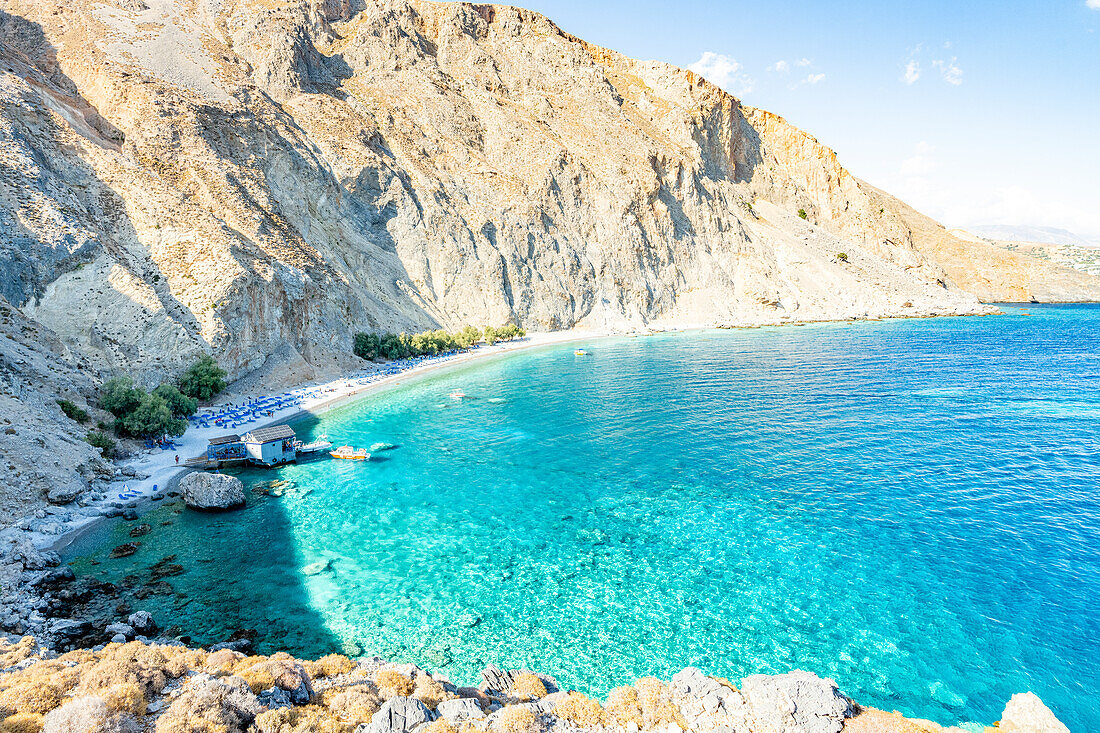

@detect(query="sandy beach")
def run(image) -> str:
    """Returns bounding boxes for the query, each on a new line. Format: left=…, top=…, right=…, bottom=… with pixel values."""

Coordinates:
left=47, top=330, right=599, bottom=554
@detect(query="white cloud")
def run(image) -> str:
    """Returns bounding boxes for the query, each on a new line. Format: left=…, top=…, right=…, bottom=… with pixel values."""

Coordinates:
left=932, top=57, right=963, bottom=85
left=688, top=52, right=754, bottom=95
left=804, top=73, right=826, bottom=85
left=771, top=60, right=790, bottom=73
left=903, top=59, right=921, bottom=85
left=1088, top=0, right=1100, bottom=9
left=796, top=58, right=811, bottom=67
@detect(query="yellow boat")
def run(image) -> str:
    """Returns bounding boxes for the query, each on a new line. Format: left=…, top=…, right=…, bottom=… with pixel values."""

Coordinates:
left=574, top=349, right=589, bottom=356
left=330, top=445, right=370, bottom=460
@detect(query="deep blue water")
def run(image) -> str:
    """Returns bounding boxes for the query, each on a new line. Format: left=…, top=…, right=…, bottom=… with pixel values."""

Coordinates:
left=72, top=305, right=1100, bottom=729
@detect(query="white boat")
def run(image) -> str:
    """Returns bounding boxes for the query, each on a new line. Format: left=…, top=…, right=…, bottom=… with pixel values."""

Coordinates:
left=450, top=389, right=466, bottom=400
left=296, top=438, right=334, bottom=455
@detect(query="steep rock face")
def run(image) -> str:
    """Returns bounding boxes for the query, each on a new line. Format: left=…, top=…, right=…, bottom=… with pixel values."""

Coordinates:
left=0, top=297, right=112, bottom=522
left=0, top=0, right=1096, bottom=382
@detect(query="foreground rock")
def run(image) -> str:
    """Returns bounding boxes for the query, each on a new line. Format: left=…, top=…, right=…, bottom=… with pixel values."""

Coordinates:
left=180, top=472, right=247, bottom=511
left=0, top=637, right=1070, bottom=733
left=999, top=692, right=1070, bottom=733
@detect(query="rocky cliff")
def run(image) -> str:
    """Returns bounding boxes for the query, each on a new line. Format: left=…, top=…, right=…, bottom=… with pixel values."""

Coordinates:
left=2, top=0, right=1097, bottom=384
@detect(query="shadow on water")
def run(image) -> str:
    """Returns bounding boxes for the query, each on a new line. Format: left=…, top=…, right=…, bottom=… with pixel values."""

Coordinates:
left=66, top=466, right=346, bottom=656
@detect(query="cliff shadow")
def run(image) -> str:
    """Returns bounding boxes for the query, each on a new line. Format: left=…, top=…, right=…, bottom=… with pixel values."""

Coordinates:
left=66, top=476, right=348, bottom=658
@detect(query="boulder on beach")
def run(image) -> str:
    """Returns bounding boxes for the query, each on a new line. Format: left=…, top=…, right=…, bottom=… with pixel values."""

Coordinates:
left=180, top=472, right=246, bottom=511
left=46, top=483, right=82, bottom=505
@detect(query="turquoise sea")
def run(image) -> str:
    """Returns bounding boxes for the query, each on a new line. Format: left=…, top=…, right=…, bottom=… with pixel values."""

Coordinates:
left=70, top=304, right=1100, bottom=730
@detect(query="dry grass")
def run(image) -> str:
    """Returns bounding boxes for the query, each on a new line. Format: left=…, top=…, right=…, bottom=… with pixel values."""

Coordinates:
left=74, top=642, right=170, bottom=697
left=101, top=683, right=146, bottom=715
left=324, top=683, right=382, bottom=724
left=554, top=692, right=605, bottom=728
left=605, top=685, right=643, bottom=727
left=253, top=705, right=349, bottom=733
left=373, top=670, right=414, bottom=698
left=0, top=713, right=43, bottom=733
left=413, top=673, right=449, bottom=710
left=0, top=638, right=38, bottom=669
left=509, top=673, right=547, bottom=701
left=421, top=720, right=458, bottom=733
left=233, top=657, right=309, bottom=695
left=40, top=695, right=139, bottom=733
left=635, top=677, right=686, bottom=730
left=163, top=648, right=207, bottom=678
left=494, top=705, right=539, bottom=733
left=0, top=678, right=66, bottom=716
left=205, top=649, right=244, bottom=672
left=155, top=676, right=259, bottom=733
left=302, top=654, right=356, bottom=679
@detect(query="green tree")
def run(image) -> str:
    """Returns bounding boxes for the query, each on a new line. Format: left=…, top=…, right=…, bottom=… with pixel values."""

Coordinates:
left=798, top=208, right=808, bottom=220
left=457, top=325, right=481, bottom=348
left=152, top=383, right=198, bottom=417
left=100, top=377, right=145, bottom=417
left=483, top=325, right=499, bottom=345
left=85, top=430, right=116, bottom=457
left=117, top=394, right=186, bottom=438
left=836, top=252, right=849, bottom=263
left=57, top=399, right=90, bottom=424
left=354, top=332, right=381, bottom=361
left=178, top=355, right=227, bottom=401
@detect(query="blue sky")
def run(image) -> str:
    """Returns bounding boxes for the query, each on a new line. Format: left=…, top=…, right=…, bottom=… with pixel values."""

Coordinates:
left=517, top=0, right=1100, bottom=238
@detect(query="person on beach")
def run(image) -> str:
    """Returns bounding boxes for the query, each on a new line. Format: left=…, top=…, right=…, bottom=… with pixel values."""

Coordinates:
left=175, top=455, right=180, bottom=464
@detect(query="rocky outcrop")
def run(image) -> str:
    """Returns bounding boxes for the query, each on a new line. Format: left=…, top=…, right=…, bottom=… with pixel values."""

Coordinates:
left=180, top=472, right=246, bottom=511
left=2, top=0, right=1095, bottom=387
left=367, top=696, right=434, bottom=733
left=999, top=692, right=1070, bottom=733
left=0, top=637, right=1073, bottom=733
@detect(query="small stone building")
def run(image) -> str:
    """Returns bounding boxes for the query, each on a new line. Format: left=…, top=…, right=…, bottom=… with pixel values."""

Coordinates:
left=242, top=425, right=297, bottom=466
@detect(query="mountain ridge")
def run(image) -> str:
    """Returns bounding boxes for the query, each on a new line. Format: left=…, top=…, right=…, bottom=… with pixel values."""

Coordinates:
left=0, top=0, right=1098, bottom=386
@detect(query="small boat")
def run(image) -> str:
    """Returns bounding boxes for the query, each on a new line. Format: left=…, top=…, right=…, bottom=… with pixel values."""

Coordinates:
left=574, top=349, right=589, bottom=356
left=330, top=445, right=370, bottom=460
left=450, top=389, right=466, bottom=400
left=296, top=435, right=334, bottom=455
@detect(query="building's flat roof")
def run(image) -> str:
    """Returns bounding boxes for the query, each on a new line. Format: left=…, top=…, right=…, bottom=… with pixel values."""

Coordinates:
left=243, top=424, right=295, bottom=443
left=208, top=434, right=241, bottom=446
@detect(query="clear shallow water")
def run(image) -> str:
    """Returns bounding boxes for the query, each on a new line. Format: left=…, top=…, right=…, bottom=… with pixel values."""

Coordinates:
left=71, top=305, right=1100, bottom=729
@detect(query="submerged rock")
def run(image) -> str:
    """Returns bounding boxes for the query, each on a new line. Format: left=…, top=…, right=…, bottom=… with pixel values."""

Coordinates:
left=180, top=472, right=246, bottom=511
left=999, top=692, right=1069, bottom=733
left=109, top=542, right=139, bottom=558
left=302, top=559, right=331, bottom=576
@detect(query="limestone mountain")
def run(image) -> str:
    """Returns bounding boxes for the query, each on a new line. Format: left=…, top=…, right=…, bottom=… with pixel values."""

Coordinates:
left=1, top=0, right=1098, bottom=383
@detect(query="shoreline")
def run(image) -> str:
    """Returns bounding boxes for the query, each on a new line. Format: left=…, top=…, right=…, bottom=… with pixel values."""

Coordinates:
left=47, top=329, right=601, bottom=556
left=41, top=307, right=1010, bottom=558
left=0, top=307, right=1081, bottom=733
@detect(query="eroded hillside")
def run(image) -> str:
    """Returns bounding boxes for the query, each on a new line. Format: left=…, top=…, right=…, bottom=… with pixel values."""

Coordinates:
left=0, top=0, right=1097, bottom=382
